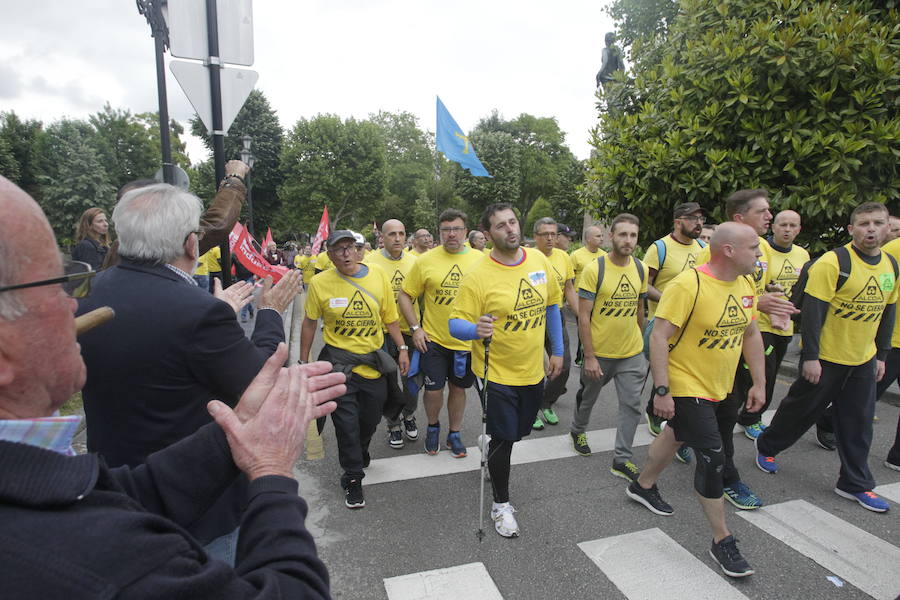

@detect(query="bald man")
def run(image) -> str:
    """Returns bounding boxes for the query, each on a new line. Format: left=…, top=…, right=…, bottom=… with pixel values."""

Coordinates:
left=570, top=226, right=607, bottom=367
left=366, top=219, right=420, bottom=446
left=409, top=229, right=433, bottom=256
left=628, top=222, right=765, bottom=578
left=738, top=210, right=809, bottom=436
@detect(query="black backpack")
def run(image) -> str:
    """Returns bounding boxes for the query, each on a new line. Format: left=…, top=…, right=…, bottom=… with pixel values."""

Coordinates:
left=790, top=246, right=899, bottom=325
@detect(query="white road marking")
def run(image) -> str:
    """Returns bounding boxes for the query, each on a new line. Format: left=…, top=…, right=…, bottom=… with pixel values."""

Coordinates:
left=737, top=499, right=900, bottom=600
left=384, top=562, right=504, bottom=600
left=873, top=480, right=900, bottom=504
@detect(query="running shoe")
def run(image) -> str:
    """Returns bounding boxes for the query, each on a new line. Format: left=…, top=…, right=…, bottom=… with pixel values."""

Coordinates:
left=674, top=445, right=693, bottom=464
left=491, top=502, right=520, bottom=538
left=541, top=408, right=559, bottom=425
left=611, top=461, right=640, bottom=483
left=402, top=416, right=419, bottom=441
left=754, top=436, right=778, bottom=473
left=723, top=481, right=763, bottom=510
left=645, top=412, right=663, bottom=437
left=816, top=428, right=836, bottom=451
left=743, top=421, right=766, bottom=440
left=532, top=416, right=545, bottom=431
left=834, top=488, right=890, bottom=513
left=626, top=481, right=674, bottom=516
left=709, top=535, right=754, bottom=578
left=388, top=428, right=403, bottom=449
left=571, top=432, right=591, bottom=456
left=446, top=431, right=467, bottom=458
left=425, top=424, right=440, bottom=455
left=344, top=479, right=365, bottom=509
left=885, top=459, right=900, bottom=472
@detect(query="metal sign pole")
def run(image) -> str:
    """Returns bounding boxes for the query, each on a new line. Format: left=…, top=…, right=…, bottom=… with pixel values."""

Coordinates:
left=138, top=0, right=174, bottom=185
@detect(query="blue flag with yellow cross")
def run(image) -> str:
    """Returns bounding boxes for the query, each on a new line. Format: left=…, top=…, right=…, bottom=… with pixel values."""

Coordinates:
left=435, top=96, right=492, bottom=178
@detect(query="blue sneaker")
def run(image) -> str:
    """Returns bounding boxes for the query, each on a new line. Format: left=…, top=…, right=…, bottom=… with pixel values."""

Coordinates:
left=834, top=488, right=890, bottom=513
left=743, top=421, right=766, bottom=440
left=723, top=480, right=763, bottom=510
left=674, top=445, right=692, bottom=464
left=446, top=432, right=467, bottom=458
left=754, top=437, right=778, bottom=473
left=425, top=424, right=440, bottom=455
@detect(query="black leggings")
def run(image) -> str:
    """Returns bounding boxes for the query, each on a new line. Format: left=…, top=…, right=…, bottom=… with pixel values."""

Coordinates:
left=487, top=439, right=514, bottom=503
left=692, top=446, right=725, bottom=499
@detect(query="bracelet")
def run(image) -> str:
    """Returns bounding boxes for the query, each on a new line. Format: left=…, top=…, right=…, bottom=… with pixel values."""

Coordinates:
left=399, top=345, right=409, bottom=351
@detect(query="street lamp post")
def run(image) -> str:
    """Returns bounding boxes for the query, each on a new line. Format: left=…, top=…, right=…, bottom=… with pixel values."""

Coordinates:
left=240, top=134, right=256, bottom=237
left=137, top=0, right=174, bottom=185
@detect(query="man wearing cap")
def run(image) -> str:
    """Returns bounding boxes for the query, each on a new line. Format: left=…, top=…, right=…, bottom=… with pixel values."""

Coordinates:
left=300, top=230, right=410, bottom=509
left=642, top=202, right=709, bottom=463
left=555, top=224, right=576, bottom=253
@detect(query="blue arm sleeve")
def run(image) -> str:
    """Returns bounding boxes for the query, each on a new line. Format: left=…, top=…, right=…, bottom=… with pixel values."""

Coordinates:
left=547, top=304, right=563, bottom=356
left=449, top=318, right=479, bottom=341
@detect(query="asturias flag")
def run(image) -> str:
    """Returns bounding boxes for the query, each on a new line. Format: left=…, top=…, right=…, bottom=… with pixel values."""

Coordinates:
left=435, top=96, right=492, bottom=178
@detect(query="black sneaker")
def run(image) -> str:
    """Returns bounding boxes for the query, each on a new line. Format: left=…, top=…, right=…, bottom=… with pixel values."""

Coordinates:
left=388, top=428, right=404, bottom=449
left=344, top=479, right=365, bottom=509
left=626, top=481, right=674, bottom=516
left=611, top=461, right=640, bottom=483
left=709, top=535, right=754, bottom=578
left=571, top=431, right=591, bottom=456
left=816, top=428, right=836, bottom=451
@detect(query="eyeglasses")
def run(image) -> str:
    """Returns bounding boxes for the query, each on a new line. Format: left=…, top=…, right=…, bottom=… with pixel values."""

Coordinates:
left=330, top=245, right=356, bottom=256
left=0, top=259, right=95, bottom=299
left=439, top=226, right=466, bottom=234
left=535, top=232, right=558, bottom=238
left=679, top=214, right=706, bottom=223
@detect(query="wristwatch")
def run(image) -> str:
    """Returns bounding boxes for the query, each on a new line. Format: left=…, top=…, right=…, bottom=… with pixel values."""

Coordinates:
left=410, top=325, right=420, bottom=333
left=399, top=345, right=409, bottom=351
left=653, top=385, right=669, bottom=396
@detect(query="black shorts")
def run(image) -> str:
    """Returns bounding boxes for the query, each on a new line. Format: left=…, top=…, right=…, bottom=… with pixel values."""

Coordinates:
left=668, top=396, right=725, bottom=449
left=421, top=341, right=474, bottom=390
left=476, top=379, right=544, bottom=441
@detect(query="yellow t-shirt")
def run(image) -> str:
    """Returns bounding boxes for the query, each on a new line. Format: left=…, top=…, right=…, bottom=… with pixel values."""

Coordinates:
left=294, top=254, right=309, bottom=269
left=571, top=246, right=607, bottom=287
left=644, top=235, right=705, bottom=319
left=450, top=248, right=561, bottom=386
left=656, top=266, right=758, bottom=401
left=205, top=245, right=222, bottom=274
left=298, top=254, right=316, bottom=283
left=304, top=265, right=399, bottom=379
left=758, top=240, right=810, bottom=336
left=805, top=244, right=898, bottom=366
left=697, top=236, right=771, bottom=296
left=402, top=246, right=484, bottom=350
left=314, top=251, right=333, bottom=272
left=194, top=251, right=211, bottom=276
left=883, top=238, right=900, bottom=349
left=579, top=257, right=649, bottom=359
left=542, top=248, right=574, bottom=308
left=365, top=249, right=418, bottom=334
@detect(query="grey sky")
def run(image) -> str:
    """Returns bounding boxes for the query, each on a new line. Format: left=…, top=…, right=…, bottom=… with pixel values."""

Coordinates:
left=1, top=1, right=615, bottom=163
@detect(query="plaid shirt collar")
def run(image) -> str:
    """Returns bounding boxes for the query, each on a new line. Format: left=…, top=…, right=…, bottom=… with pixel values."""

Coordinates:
left=164, top=263, right=199, bottom=285
left=0, top=413, right=82, bottom=456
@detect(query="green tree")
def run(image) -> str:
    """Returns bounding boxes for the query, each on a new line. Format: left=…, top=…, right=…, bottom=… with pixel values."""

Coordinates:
left=89, top=104, right=159, bottom=190
left=586, top=0, right=900, bottom=253
left=277, top=114, right=386, bottom=232
left=370, top=110, right=432, bottom=225
left=0, top=112, right=44, bottom=198
left=453, top=129, right=520, bottom=219
left=35, top=119, right=115, bottom=246
left=191, top=89, right=285, bottom=232
left=606, top=0, right=679, bottom=60
left=524, top=197, right=553, bottom=235
left=550, top=158, right=587, bottom=228
left=135, top=112, right=192, bottom=170
left=0, top=136, right=19, bottom=182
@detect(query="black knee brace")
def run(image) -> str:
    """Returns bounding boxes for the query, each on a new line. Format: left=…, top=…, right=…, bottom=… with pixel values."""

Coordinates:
left=693, top=446, right=725, bottom=499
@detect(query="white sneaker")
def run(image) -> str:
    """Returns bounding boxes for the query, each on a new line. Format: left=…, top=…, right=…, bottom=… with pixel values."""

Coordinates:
left=491, top=502, right=520, bottom=538
left=478, top=434, right=492, bottom=453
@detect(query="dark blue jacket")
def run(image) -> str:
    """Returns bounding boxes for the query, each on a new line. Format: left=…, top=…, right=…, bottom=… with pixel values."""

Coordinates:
left=0, top=424, right=330, bottom=599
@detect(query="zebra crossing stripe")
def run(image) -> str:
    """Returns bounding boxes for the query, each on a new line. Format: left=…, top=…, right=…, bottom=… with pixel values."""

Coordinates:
left=384, top=562, right=504, bottom=600
left=578, top=528, right=749, bottom=600
left=736, top=499, right=900, bottom=600
left=873, top=480, right=900, bottom=504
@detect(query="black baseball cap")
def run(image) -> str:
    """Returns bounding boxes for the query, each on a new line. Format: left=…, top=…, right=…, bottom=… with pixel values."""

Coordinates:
left=557, top=223, right=576, bottom=238
left=327, top=230, right=355, bottom=246
left=673, top=202, right=706, bottom=219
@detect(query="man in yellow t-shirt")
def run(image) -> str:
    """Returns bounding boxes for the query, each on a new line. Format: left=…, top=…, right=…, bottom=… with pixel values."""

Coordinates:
left=570, top=225, right=606, bottom=367
left=629, top=223, right=766, bottom=578
left=408, top=229, right=433, bottom=257
left=294, top=246, right=313, bottom=289
left=366, top=219, right=421, bottom=447
left=878, top=235, right=900, bottom=471
left=642, top=202, right=708, bottom=440
left=300, top=230, right=410, bottom=510
left=398, top=210, right=483, bottom=457
left=533, top=217, right=578, bottom=429
left=737, top=210, right=810, bottom=437
left=205, top=245, right=222, bottom=292
left=572, top=214, right=648, bottom=483
left=449, top=203, right=563, bottom=538
left=756, top=203, right=897, bottom=513
left=314, top=247, right=333, bottom=274
left=193, top=249, right=211, bottom=291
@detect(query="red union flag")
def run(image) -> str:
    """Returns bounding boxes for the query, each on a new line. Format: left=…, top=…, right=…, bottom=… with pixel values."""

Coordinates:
left=228, top=222, right=245, bottom=252
left=263, top=227, right=274, bottom=249
left=233, top=227, right=289, bottom=283
left=310, top=206, right=330, bottom=254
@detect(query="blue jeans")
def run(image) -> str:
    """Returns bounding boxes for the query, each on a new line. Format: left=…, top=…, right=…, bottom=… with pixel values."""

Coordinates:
left=203, top=527, right=240, bottom=566
left=193, top=274, right=210, bottom=292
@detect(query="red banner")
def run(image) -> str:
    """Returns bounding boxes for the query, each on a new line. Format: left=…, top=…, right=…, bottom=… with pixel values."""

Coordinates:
left=310, top=206, right=330, bottom=254
left=228, top=222, right=245, bottom=252
left=263, top=227, right=274, bottom=249
left=233, top=227, right=289, bottom=283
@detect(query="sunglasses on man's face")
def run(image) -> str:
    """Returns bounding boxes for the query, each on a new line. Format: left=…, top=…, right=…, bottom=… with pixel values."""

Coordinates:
left=0, top=259, right=96, bottom=299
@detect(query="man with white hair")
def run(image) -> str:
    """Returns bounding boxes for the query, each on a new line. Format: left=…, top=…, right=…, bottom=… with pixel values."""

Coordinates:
left=77, top=182, right=303, bottom=553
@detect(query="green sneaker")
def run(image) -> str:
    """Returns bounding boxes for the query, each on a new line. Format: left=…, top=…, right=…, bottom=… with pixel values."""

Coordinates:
left=532, top=416, right=544, bottom=431
left=571, top=432, right=591, bottom=456
left=723, top=481, right=763, bottom=510
left=645, top=412, right=663, bottom=437
left=541, top=408, right=559, bottom=425
left=611, top=461, right=640, bottom=483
